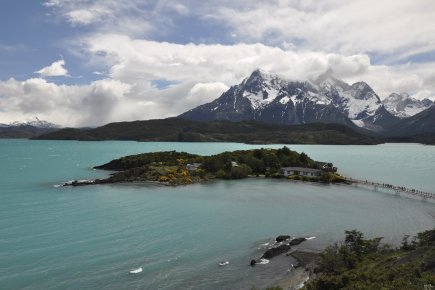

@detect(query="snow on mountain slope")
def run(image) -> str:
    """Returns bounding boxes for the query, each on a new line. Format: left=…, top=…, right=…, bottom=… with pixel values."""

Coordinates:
left=383, top=93, right=433, bottom=118
left=313, top=74, right=388, bottom=130
left=7, top=117, right=59, bottom=128
left=180, top=69, right=399, bottom=131
left=237, top=69, right=287, bottom=110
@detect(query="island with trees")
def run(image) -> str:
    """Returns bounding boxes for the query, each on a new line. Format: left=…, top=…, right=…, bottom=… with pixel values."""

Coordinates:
left=64, top=147, right=344, bottom=187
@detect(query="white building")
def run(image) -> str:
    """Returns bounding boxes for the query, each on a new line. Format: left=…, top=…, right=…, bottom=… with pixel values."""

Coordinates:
left=281, top=167, right=322, bottom=177
left=186, top=163, right=202, bottom=171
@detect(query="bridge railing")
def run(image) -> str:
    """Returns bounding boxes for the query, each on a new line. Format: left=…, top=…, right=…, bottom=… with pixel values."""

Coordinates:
left=344, top=177, right=435, bottom=200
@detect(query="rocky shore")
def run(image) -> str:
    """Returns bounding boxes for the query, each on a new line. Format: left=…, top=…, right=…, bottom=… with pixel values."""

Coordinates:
left=247, top=234, right=320, bottom=289
left=250, top=235, right=310, bottom=266
left=272, top=251, right=320, bottom=290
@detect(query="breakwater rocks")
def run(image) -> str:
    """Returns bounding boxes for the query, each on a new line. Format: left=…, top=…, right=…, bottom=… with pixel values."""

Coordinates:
left=61, top=178, right=112, bottom=187
left=62, top=179, right=96, bottom=186
left=275, top=235, right=291, bottom=242
left=262, top=244, right=292, bottom=259
left=250, top=235, right=308, bottom=266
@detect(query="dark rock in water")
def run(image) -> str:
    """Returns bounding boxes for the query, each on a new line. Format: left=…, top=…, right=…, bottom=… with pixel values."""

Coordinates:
left=289, top=237, right=307, bottom=246
left=261, top=244, right=291, bottom=259
left=63, top=179, right=95, bottom=187
left=250, top=259, right=257, bottom=266
left=276, top=235, right=291, bottom=242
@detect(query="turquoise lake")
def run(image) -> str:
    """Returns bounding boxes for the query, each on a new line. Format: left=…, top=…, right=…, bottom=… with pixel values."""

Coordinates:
left=0, top=140, right=434, bottom=289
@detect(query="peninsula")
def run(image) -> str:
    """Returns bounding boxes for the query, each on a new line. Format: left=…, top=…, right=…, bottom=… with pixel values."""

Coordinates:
left=64, top=147, right=343, bottom=186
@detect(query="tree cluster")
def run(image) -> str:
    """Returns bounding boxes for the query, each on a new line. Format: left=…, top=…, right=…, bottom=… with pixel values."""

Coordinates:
left=202, top=147, right=317, bottom=179
left=305, top=228, right=435, bottom=290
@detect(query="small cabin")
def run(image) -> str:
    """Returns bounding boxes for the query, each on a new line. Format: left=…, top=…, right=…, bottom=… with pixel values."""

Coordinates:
left=186, top=163, right=202, bottom=171
left=281, top=167, right=322, bottom=177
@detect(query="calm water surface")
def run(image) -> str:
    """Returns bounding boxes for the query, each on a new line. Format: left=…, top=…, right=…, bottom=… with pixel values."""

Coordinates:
left=0, top=140, right=434, bottom=289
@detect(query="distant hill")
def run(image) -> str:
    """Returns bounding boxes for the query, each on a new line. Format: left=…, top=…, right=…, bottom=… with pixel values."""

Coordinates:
left=34, top=118, right=381, bottom=145
left=390, top=105, right=435, bottom=135
left=0, top=125, right=58, bottom=139
left=383, top=105, right=435, bottom=144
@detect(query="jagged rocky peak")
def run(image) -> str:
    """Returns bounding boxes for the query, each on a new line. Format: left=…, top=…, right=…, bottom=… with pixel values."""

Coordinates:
left=240, top=69, right=284, bottom=94
left=383, top=92, right=434, bottom=118
left=348, top=82, right=382, bottom=106
left=315, top=71, right=378, bottom=101
left=235, top=69, right=289, bottom=110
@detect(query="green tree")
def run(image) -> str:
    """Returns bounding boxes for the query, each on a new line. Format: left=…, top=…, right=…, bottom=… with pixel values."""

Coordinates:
left=345, top=229, right=365, bottom=255
left=299, top=152, right=309, bottom=165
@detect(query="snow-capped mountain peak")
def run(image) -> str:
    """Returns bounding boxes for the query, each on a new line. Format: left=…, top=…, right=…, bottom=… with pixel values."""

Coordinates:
left=8, top=117, right=59, bottom=128
left=313, top=74, right=386, bottom=130
left=383, top=93, right=434, bottom=118
left=238, top=69, right=287, bottom=110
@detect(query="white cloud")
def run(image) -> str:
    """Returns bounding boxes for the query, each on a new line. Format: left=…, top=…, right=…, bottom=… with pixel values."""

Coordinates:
left=82, top=35, right=435, bottom=100
left=2, top=1, right=435, bottom=126
left=64, top=8, right=110, bottom=26
left=186, top=82, right=229, bottom=105
left=44, top=0, right=435, bottom=60
left=44, top=0, right=156, bottom=36
left=412, top=90, right=433, bottom=101
left=35, top=59, right=69, bottom=77
left=78, top=34, right=391, bottom=89
left=204, top=0, right=435, bottom=58
left=0, top=78, right=134, bottom=126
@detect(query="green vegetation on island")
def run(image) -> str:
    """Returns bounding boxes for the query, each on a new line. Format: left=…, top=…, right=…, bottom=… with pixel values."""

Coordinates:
left=86, top=147, right=344, bottom=186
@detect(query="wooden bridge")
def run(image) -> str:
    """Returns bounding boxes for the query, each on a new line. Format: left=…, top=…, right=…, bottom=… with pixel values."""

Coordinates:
left=344, top=177, right=435, bottom=200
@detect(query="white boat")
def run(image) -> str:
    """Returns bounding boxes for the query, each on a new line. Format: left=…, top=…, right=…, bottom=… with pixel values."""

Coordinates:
left=218, top=261, right=229, bottom=266
left=129, top=267, right=143, bottom=274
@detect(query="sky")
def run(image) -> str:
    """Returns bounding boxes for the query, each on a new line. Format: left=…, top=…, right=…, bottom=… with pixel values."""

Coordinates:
left=0, top=0, right=435, bottom=127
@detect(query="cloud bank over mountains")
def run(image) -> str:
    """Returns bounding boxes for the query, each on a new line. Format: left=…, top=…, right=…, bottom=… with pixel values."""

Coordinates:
left=0, top=0, right=434, bottom=126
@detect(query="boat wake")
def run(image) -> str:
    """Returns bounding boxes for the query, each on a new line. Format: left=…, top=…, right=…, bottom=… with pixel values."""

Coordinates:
left=129, top=267, right=143, bottom=274
left=256, top=258, right=270, bottom=265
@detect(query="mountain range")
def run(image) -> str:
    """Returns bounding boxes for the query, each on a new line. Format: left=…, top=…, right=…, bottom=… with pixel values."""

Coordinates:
left=3, top=70, right=435, bottom=144
left=179, top=69, right=434, bottom=136
left=0, top=117, right=59, bottom=138
left=0, top=117, right=59, bottom=129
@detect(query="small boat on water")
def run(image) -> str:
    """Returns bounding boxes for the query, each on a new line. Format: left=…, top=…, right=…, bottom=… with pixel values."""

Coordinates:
left=129, top=267, right=143, bottom=274
left=218, top=261, right=229, bottom=266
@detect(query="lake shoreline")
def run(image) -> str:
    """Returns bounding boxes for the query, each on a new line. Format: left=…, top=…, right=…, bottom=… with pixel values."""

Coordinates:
left=270, top=250, right=320, bottom=290
left=60, top=174, right=349, bottom=190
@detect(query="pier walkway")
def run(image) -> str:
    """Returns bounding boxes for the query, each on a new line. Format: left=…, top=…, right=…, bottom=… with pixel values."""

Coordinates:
left=344, top=177, right=435, bottom=200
